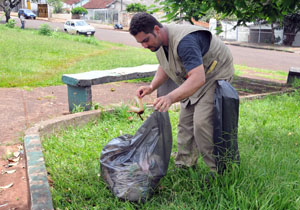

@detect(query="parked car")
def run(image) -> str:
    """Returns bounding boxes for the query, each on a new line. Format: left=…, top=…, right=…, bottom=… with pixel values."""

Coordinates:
left=18, top=9, right=36, bottom=19
left=64, top=20, right=95, bottom=36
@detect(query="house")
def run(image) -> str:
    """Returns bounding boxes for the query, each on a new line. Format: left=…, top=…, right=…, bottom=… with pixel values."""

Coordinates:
left=63, top=0, right=89, bottom=11
left=82, top=0, right=157, bottom=25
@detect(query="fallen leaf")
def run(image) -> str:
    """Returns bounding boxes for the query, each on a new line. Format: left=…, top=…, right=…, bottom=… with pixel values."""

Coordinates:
left=110, top=88, right=115, bottom=92
left=8, top=162, right=18, bottom=167
left=13, top=151, right=20, bottom=157
left=128, top=116, right=134, bottom=121
left=18, top=145, right=24, bottom=151
left=0, top=203, right=8, bottom=208
left=8, top=156, right=20, bottom=162
left=0, top=183, right=13, bottom=189
left=6, top=170, right=16, bottom=174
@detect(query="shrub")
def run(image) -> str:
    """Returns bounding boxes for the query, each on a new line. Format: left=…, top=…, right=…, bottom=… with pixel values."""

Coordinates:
left=126, top=3, right=147, bottom=12
left=38, top=24, right=52, bottom=36
left=5, top=19, right=16, bottom=28
left=71, top=7, right=88, bottom=15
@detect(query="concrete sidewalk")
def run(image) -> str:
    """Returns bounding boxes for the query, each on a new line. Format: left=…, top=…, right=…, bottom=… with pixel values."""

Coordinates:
left=224, top=41, right=300, bottom=54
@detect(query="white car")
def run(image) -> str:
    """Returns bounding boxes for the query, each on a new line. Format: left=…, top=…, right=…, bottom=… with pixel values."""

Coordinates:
left=64, top=20, right=95, bottom=36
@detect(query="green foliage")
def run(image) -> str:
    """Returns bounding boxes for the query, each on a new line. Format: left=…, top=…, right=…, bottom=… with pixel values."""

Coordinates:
left=47, top=0, right=63, bottom=13
left=71, top=7, right=88, bottom=15
left=72, top=104, right=85, bottom=113
left=154, top=0, right=300, bottom=26
left=72, top=102, right=101, bottom=113
left=42, top=91, right=300, bottom=209
left=5, top=19, right=16, bottom=28
left=38, top=24, right=53, bottom=36
left=291, top=78, right=300, bottom=88
left=126, top=3, right=147, bottom=13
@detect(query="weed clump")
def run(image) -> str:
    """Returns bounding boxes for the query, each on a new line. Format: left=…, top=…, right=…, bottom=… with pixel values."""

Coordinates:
left=39, top=24, right=52, bottom=36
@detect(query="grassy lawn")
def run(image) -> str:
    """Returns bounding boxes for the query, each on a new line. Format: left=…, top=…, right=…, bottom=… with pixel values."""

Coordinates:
left=0, top=25, right=289, bottom=88
left=0, top=25, right=157, bottom=87
left=42, top=91, right=300, bottom=209
left=234, top=65, right=288, bottom=81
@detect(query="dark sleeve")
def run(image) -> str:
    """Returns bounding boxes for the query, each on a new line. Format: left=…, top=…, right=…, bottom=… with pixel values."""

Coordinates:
left=177, top=31, right=211, bottom=73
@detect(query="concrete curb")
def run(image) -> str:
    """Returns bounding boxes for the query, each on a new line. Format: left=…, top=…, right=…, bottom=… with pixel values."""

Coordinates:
left=224, top=42, right=300, bottom=54
left=23, top=88, right=296, bottom=209
left=24, top=110, right=104, bottom=210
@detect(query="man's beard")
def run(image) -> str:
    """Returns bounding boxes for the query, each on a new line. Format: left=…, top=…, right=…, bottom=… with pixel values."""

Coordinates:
left=148, top=46, right=160, bottom=52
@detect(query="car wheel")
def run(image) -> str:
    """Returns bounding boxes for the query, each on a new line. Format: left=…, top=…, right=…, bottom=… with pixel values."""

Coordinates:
left=33, top=17, right=36, bottom=20
left=76, top=31, right=80, bottom=35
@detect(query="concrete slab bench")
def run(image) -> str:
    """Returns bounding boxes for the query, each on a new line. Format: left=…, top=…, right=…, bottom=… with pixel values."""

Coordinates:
left=62, top=64, right=158, bottom=112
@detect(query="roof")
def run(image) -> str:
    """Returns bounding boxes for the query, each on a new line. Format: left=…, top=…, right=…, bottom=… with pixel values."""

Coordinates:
left=83, top=0, right=114, bottom=9
left=64, top=0, right=82, bottom=5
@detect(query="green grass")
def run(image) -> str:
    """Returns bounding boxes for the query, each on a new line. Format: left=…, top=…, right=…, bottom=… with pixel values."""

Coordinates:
left=42, top=90, right=300, bottom=209
left=234, top=65, right=288, bottom=81
left=0, top=25, right=157, bottom=87
left=0, top=24, right=290, bottom=88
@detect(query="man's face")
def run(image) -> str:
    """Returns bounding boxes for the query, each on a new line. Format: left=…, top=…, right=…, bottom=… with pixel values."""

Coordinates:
left=134, top=29, right=162, bottom=52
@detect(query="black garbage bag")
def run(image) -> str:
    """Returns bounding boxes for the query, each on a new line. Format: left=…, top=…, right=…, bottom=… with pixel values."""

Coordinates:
left=213, top=80, right=240, bottom=174
left=100, top=111, right=172, bottom=201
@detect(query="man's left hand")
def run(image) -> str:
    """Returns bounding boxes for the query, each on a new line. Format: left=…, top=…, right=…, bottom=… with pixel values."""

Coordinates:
left=153, top=95, right=173, bottom=112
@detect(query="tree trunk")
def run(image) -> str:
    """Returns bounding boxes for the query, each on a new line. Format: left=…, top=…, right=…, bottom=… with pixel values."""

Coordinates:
left=283, top=33, right=296, bottom=46
left=271, top=23, right=275, bottom=44
left=4, top=7, right=11, bottom=22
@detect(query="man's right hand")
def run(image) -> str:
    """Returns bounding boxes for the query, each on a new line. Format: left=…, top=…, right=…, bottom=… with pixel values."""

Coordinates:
left=136, top=85, right=153, bottom=98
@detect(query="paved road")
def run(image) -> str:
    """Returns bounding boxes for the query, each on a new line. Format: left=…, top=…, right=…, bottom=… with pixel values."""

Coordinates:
left=13, top=18, right=300, bottom=72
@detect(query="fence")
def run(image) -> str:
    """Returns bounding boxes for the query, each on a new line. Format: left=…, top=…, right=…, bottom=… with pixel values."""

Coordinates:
left=209, top=19, right=300, bottom=46
left=86, top=9, right=118, bottom=24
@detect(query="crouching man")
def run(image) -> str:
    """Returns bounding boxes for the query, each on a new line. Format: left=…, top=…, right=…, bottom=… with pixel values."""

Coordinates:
left=129, top=12, right=237, bottom=178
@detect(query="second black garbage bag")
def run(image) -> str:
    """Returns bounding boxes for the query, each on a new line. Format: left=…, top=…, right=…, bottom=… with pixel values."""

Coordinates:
left=100, top=111, right=173, bottom=201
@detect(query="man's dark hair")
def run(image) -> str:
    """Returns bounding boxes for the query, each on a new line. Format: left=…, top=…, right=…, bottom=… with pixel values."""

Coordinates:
left=129, top=12, right=163, bottom=36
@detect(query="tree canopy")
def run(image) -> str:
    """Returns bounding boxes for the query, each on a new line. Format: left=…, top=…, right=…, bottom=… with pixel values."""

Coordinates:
left=155, top=0, right=299, bottom=25
left=153, top=0, right=300, bottom=45
left=126, top=3, right=147, bottom=13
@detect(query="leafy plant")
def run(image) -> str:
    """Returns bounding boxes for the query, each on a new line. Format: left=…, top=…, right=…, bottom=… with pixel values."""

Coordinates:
left=5, top=19, right=16, bottom=28
left=72, top=104, right=85, bottom=113
left=126, top=3, right=147, bottom=13
left=291, top=78, right=300, bottom=88
left=72, top=102, right=102, bottom=113
left=71, top=7, right=88, bottom=15
left=38, top=24, right=52, bottom=36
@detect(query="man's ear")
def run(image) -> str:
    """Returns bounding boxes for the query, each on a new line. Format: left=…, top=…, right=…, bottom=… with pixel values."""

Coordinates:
left=153, top=25, right=160, bottom=34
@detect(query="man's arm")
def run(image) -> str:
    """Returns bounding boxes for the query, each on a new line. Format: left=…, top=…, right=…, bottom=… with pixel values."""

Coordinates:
left=136, top=65, right=169, bottom=98
left=153, top=64, right=205, bottom=112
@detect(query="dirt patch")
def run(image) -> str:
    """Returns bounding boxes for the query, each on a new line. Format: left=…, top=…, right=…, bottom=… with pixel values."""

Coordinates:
left=0, top=145, right=29, bottom=210
left=232, top=76, right=288, bottom=96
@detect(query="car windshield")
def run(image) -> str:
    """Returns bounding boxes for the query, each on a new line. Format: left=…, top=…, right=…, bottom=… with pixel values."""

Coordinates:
left=75, top=21, right=88, bottom=26
left=24, top=9, right=32, bottom=13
